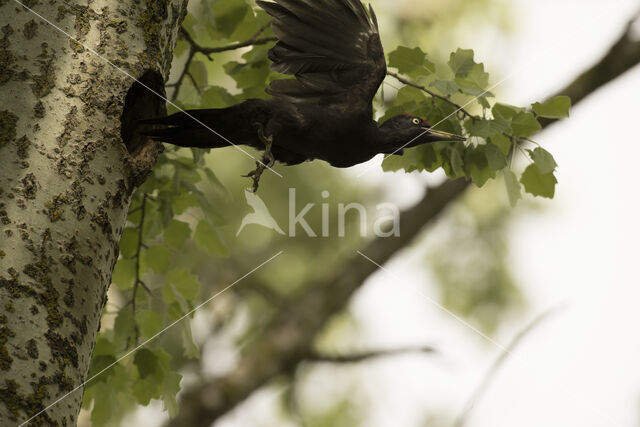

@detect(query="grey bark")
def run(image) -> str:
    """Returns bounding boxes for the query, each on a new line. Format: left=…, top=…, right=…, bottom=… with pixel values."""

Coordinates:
left=0, top=0, right=186, bottom=425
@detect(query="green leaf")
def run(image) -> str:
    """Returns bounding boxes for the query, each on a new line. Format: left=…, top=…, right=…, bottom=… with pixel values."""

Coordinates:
left=381, top=151, right=416, bottom=172
left=86, top=354, right=117, bottom=384
left=112, top=365, right=132, bottom=393
left=532, top=96, right=571, bottom=119
left=164, top=220, right=191, bottom=249
left=450, top=147, right=465, bottom=177
left=223, top=61, right=269, bottom=90
left=93, top=335, right=115, bottom=356
left=504, top=169, right=522, bottom=207
left=465, top=118, right=509, bottom=138
left=181, top=322, right=199, bottom=359
left=119, top=228, right=139, bottom=259
left=528, top=147, right=557, bottom=174
left=448, top=48, right=475, bottom=76
left=172, top=192, right=199, bottom=215
left=485, top=143, right=508, bottom=170
left=90, top=382, right=117, bottom=427
left=141, top=245, right=171, bottom=274
left=388, top=46, right=435, bottom=77
left=181, top=13, right=198, bottom=36
left=203, top=167, right=229, bottom=197
left=173, top=40, right=189, bottom=58
left=111, top=258, right=136, bottom=290
left=172, top=158, right=202, bottom=184
left=430, top=80, right=460, bottom=96
left=133, top=376, right=159, bottom=405
left=230, top=5, right=269, bottom=41
left=166, top=269, right=200, bottom=301
left=439, top=142, right=466, bottom=179
left=188, top=60, right=207, bottom=88
left=478, top=95, right=491, bottom=110
left=202, top=86, right=236, bottom=108
left=490, top=134, right=512, bottom=155
left=492, top=103, right=523, bottom=121
left=209, top=0, right=249, bottom=37
left=157, top=193, right=174, bottom=227
left=520, top=164, right=557, bottom=198
left=195, top=221, right=228, bottom=256
left=511, top=112, right=542, bottom=137
left=137, top=309, right=163, bottom=339
left=134, top=348, right=159, bottom=379
left=114, top=308, right=136, bottom=349
left=162, top=371, right=182, bottom=417
left=464, top=148, right=492, bottom=187
left=166, top=301, right=186, bottom=320
left=419, top=143, right=444, bottom=172
left=396, top=86, right=427, bottom=104
left=455, top=63, right=489, bottom=91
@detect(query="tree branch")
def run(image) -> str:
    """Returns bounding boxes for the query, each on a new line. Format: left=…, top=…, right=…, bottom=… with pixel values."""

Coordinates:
left=386, top=71, right=476, bottom=120
left=167, top=14, right=640, bottom=427
left=182, top=24, right=275, bottom=57
left=307, top=346, right=436, bottom=364
left=170, top=25, right=276, bottom=101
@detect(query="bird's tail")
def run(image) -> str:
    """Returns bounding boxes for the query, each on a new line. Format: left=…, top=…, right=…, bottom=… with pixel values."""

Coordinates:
left=138, top=110, right=233, bottom=149
left=138, top=100, right=271, bottom=149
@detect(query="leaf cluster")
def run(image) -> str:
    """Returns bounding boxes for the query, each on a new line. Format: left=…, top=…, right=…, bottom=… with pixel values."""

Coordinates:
left=382, top=47, right=570, bottom=203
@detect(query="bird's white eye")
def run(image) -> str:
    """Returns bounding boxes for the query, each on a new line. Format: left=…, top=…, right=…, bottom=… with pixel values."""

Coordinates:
left=411, top=118, right=421, bottom=125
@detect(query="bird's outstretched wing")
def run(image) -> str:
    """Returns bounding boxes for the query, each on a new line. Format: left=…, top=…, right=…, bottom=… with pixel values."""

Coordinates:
left=257, top=0, right=386, bottom=113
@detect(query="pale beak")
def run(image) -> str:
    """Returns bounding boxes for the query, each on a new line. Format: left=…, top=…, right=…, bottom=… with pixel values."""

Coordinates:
left=422, top=127, right=466, bottom=142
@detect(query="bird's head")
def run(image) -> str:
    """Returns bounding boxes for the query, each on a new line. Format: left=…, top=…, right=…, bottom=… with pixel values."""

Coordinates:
left=378, top=114, right=465, bottom=154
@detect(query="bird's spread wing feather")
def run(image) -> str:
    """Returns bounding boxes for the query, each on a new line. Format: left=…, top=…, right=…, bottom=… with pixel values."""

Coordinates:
left=257, top=0, right=386, bottom=112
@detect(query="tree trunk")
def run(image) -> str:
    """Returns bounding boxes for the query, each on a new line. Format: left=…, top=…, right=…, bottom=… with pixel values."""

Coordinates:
left=0, top=0, right=186, bottom=425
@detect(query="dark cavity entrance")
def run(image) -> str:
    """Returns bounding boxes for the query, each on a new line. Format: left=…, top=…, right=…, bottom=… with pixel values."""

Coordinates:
left=120, top=69, right=166, bottom=155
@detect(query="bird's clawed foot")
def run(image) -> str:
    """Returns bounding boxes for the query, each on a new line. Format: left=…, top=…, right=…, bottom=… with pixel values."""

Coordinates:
left=243, top=124, right=276, bottom=193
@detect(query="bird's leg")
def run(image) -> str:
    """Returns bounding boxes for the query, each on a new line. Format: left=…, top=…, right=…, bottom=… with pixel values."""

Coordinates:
left=257, top=125, right=276, bottom=168
left=243, top=123, right=276, bottom=192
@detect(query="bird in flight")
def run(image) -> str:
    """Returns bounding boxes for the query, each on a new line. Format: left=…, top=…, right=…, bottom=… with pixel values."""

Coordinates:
left=142, top=0, right=465, bottom=190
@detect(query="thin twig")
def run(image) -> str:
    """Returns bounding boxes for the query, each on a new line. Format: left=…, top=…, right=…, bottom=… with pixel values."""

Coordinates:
left=452, top=303, right=565, bottom=427
left=185, top=71, right=202, bottom=95
left=387, top=71, right=476, bottom=119
left=198, top=36, right=277, bottom=55
left=171, top=24, right=276, bottom=102
left=131, top=194, right=151, bottom=346
left=170, top=49, right=195, bottom=102
left=186, top=23, right=275, bottom=57
left=307, top=346, right=436, bottom=364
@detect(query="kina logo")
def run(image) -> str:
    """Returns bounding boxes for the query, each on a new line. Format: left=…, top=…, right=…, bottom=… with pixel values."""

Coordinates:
left=236, top=190, right=286, bottom=236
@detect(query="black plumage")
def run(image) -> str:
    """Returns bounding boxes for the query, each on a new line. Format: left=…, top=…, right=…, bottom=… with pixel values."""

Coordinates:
left=141, top=0, right=465, bottom=170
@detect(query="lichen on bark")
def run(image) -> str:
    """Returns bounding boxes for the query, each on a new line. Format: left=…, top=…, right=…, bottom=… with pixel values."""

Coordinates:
left=0, top=0, right=188, bottom=424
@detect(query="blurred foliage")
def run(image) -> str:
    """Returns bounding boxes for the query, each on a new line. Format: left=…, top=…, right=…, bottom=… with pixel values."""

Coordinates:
left=80, top=0, right=564, bottom=425
left=425, top=181, right=525, bottom=333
